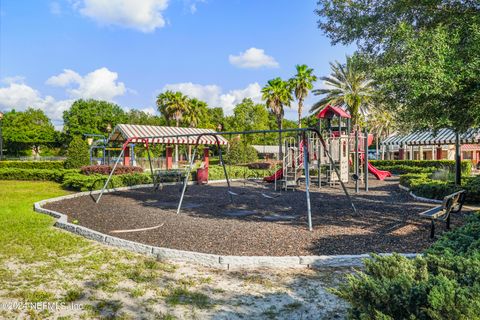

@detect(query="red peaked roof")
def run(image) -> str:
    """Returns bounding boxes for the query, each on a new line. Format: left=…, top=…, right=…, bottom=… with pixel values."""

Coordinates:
left=316, top=104, right=351, bottom=119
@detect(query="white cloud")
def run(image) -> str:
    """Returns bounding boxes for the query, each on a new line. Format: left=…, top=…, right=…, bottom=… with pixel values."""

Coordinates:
left=46, top=67, right=126, bottom=101
left=0, top=81, right=73, bottom=122
left=184, top=0, right=205, bottom=14
left=229, top=47, right=279, bottom=69
left=161, top=82, right=262, bottom=115
left=74, top=0, right=169, bottom=32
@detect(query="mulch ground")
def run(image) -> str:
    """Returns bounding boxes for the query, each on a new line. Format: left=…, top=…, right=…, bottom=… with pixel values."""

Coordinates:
left=44, top=177, right=473, bottom=256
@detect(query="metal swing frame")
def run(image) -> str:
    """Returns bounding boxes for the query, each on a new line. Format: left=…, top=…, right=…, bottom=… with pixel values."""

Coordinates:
left=95, top=127, right=356, bottom=231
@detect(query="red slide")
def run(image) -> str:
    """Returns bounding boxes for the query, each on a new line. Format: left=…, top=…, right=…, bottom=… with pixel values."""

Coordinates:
left=264, top=168, right=283, bottom=182
left=367, top=162, right=392, bottom=180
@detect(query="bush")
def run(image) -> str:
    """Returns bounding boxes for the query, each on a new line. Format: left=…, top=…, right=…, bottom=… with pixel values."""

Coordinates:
left=64, top=136, right=90, bottom=169
left=223, top=140, right=258, bottom=165
left=371, top=160, right=472, bottom=176
left=0, top=161, right=65, bottom=170
left=208, top=165, right=274, bottom=180
left=332, top=213, right=480, bottom=319
left=375, top=164, right=437, bottom=174
left=0, top=168, right=78, bottom=182
left=80, top=165, right=143, bottom=175
left=61, top=172, right=152, bottom=191
left=464, top=176, right=480, bottom=203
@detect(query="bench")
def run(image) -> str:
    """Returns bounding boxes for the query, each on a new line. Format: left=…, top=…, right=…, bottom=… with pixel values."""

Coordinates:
left=153, top=169, right=186, bottom=190
left=419, top=190, right=466, bottom=239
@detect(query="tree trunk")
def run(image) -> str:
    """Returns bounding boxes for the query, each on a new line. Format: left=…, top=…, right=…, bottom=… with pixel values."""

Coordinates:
left=277, top=116, right=283, bottom=161
left=376, top=134, right=379, bottom=160
left=298, top=99, right=303, bottom=128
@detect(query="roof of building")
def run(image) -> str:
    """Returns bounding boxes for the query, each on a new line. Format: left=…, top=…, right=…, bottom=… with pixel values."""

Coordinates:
left=108, top=124, right=229, bottom=145
left=381, top=128, right=480, bottom=146
left=316, top=104, right=351, bottom=119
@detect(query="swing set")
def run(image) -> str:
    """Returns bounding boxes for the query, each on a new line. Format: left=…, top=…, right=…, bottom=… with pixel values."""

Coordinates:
left=95, top=127, right=357, bottom=231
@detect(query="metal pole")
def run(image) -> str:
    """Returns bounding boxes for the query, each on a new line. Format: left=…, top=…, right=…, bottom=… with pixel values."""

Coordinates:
left=355, top=129, right=359, bottom=193
left=177, top=148, right=198, bottom=214
left=455, top=132, right=461, bottom=186
left=0, top=118, right=3, bottom=160
left=96, top=141, right=129, bottom=203
left=364, top=128, right=369, bottom=192
left=303, top=133, right=313, bottom=231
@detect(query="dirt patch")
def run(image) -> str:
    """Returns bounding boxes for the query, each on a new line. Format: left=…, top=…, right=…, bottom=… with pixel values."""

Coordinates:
left=44, top=177, right=472, bottom=256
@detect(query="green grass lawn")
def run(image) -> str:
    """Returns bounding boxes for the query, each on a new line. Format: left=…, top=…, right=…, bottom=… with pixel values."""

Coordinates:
left=0, top=180, right=347, bottom=319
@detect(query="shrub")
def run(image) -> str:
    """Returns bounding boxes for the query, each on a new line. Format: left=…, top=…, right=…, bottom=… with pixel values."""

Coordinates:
left=0, top=168, right=78, bottom=182
left=0, top=161, right=65, bottom=170
left=375, top=164, right=436, bottom=174
left=64, top=136, right=90, bottom=169
left=464, top=176, right=480, bottom=203
left=223, top=140, right=258, bottom=165
left=80, top=165, right=143, bottom=175
left=332, top=213, right=480, bottom=320
left=370, top=160, right=472, bottom=176
left=61, top=172, right=152, bottom=191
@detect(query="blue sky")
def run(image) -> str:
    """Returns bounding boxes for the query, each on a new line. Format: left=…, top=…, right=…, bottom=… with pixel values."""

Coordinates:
left=0, top=0, right=355, bottom=127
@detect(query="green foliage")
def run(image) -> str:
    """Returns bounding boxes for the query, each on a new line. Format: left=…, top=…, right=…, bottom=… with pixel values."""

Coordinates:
left=289, top=64, right=317, bottom=127
left=0, top=168, right=78, bottom=182
left=208, top=165, right=274, bottom=180
left=333, top=213, right=480, bottom=319
left=2, top=108, right=56, bottom=156
left=0, top=161, right=65, bottom=170
left=125, top=109, right=164, bottom=126
left=223, top=139, right=258, bottom=165
left=225, top=98, right=270, bottom=143
left=64, top=136, right=90, bottom=169
left=375, top=165, right=436, bottom=175
left=316, top=1, right=480, bottom=133
left=371, top=160, right=472, bottom=176
left=61, top=172, right=152, bottom=191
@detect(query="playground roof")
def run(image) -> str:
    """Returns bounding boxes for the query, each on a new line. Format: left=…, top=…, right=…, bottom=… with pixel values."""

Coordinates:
left=316, top=105, right=351, bottom=119
left=381, top=128, right=480, bottom=146
left=108, top=124, right=229, bottom=145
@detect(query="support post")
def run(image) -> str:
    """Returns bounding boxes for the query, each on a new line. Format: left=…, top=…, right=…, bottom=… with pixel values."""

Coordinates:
left=123, top=146, right=130, bottom=166
left=166, top=146, right=173, bottom=170
left=399, top=146, right=405, bottom=160
left=303, top=133, right=313, bottom=231
left=436, top=147, right=443, bottom=160
left=455, top=132, right=461, bottom=186
left=364, top=128, right=369, bottom=192
left=355, top=130, right=359, bottom=193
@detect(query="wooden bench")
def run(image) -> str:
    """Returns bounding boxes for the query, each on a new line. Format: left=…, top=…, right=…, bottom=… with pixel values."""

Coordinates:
left=419, top=190, right=466, bottom=239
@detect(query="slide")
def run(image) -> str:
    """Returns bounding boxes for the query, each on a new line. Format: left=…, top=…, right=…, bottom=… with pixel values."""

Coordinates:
left=264, top=168, right=283, bottom=182
left=367, top=162, right=392, bottom=180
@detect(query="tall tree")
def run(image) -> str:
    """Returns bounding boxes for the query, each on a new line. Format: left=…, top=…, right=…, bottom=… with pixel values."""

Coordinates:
left=316, top=0, right=480, bottom=184
left=310, top=56, right=373, bottom=127
left=2, top=108, right=56, bottom=157
left=156, top=91, right=191, bottom=164
left=226, top=98, right=270, bottom=144
left=63, top=99, right=126, bottom=140
left=261, top=77, right=293, bottom=159
left=125, top=109, right=164, bottom=126
left=289, top=64, right=317, bottom=128
left=368, top=104, right=394, bottom=159
left=184, top=98, right=208, bottom=128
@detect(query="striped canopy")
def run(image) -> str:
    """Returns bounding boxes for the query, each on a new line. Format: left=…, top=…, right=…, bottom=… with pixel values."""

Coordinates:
left=108, top=124, right=229, bottom=145
left=382, top=128, right=480, bottom=146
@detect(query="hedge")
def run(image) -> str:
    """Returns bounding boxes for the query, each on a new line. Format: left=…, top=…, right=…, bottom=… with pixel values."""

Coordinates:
left=332, top=213, right=480, bottom=319
left=374, top=164, right=437, bottom=175
left=0, top=161, right=65, bottom=170
left=61, top=172, right=152, bottom=191
left=0, top=168, right=78, bottom=182
left=80, top=165, right=143, bottom=175
left=399, top=173, right=480, bottom=203
left=370, top=160, right=472, bottom=176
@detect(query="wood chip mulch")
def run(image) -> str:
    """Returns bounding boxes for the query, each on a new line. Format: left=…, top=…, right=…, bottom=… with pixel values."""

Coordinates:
left=44, top=177, right=472, bottom=256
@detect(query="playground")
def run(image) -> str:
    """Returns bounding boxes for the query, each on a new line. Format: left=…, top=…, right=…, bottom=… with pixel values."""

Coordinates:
left=44, top=177, right=469, bottom=256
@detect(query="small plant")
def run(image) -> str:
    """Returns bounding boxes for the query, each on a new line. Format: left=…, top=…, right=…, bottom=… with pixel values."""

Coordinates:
left=62, top=288, right=84, bottom=302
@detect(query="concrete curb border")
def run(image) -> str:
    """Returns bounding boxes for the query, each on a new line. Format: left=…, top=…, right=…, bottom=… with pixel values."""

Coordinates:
left=34, top=184, right=419, bottom=270
left=399, top=184, right=444, bottom=204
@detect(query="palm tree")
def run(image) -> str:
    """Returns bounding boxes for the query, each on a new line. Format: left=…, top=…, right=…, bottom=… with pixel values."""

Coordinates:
left=368, top=104, right=394, bottom=159
left=310, top=56, right=373, bottom=127
left=289, top=64, right=317, bottom=128
left=184, top=98, right=208, bottom=160
left=261, top=77, right=293, bottom=160
left=156, top=91, right=190, bottom=164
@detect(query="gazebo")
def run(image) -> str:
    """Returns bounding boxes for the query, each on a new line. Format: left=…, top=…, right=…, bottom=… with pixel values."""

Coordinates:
left=107, top=124, right=228, bottom=168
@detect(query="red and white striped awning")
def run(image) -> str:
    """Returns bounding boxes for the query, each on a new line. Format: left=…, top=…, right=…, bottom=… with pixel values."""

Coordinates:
left=461, top=144, right=480, bottom=151
left=108, top=124, right=228, bottom=145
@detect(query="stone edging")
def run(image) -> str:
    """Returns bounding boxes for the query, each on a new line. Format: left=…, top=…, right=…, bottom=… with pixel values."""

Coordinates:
left=34, top=184, right=419, bottom=270
left=398, top=184, right=443, bottom=204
